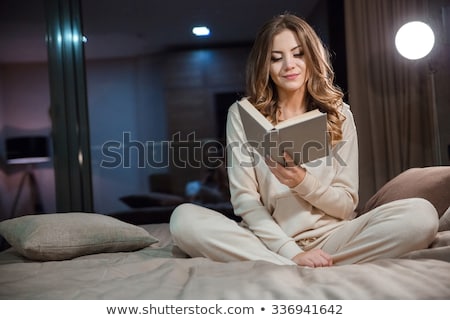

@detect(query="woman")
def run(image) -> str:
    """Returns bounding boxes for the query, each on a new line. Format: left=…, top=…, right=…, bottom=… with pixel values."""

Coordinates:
left=170, top=13, right=438, bottom=267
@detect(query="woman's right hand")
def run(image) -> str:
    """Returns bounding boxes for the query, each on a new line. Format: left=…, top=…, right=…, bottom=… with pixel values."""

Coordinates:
left=292, top=248, right=333, bottom=267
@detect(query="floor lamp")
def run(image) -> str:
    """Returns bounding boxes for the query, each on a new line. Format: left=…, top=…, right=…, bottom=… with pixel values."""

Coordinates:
left=6, top=136, right=51, bottom=218
left=395, top=21, right=442, bottom=165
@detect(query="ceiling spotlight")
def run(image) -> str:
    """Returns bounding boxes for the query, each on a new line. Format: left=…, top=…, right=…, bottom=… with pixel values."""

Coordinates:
left=192, top=26, right=210, bottom=37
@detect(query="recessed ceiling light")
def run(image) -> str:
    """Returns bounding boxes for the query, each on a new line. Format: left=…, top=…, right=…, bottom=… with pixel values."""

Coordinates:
left=192, top=26, right=210, bottom=37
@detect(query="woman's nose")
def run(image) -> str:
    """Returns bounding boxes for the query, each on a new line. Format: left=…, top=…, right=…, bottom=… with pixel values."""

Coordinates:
left=283, top=56, right=295, bottom=69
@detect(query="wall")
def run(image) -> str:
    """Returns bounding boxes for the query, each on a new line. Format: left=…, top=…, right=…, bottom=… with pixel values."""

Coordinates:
left=0, top=62, right=55, bottom=220
left=162, top=47, right=249, bottom=195
left=84, top=46, right=251, bottom=211
left=309, top=0, right=348, bottom=99
left=0, top=2, right=333, bottom=215
left=0, top=1, right=333, bottom=217
left=86, top=55, right=167, bottom=213
left=0, top=67, right=6, bottom=217
left=0, top=47, right=249, bottom=215
left=0, top=56, right=169, bottom=216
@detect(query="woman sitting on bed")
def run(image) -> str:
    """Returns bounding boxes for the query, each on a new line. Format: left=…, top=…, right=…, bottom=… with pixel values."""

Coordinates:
left=169, top=13, right=439, bottom=268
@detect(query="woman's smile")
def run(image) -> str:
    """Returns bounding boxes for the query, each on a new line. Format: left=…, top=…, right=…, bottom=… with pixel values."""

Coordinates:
left=283, top=73, right=300, bottom=80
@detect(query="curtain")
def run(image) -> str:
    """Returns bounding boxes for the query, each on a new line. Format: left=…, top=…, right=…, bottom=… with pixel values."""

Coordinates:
left=344, top=0, right=435, bottom=207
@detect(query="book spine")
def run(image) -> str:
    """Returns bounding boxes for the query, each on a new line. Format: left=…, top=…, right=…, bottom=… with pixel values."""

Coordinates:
left=262, top=129, right=284, bottom=165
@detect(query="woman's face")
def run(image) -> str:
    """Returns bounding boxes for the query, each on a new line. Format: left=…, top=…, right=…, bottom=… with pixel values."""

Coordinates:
left=269, top=29, right=308, bottom=96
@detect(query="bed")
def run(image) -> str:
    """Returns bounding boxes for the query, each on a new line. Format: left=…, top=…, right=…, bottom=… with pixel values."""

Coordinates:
left=0, top=166, right=449, bottom=299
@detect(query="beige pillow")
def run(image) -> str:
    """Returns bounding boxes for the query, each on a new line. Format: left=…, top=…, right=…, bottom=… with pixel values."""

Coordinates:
left=359, top=166, right=450, bottom=218
left=439, top=206, right=450, bottom=232
left=0, top=212, right=158, bottom=261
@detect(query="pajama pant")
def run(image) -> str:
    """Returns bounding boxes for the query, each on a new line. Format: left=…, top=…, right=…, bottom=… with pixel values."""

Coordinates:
left=169, top=198, right=438, bottom=266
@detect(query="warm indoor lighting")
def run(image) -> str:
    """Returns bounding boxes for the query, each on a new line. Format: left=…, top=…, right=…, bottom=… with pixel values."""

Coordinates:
left=192, top=26, right=210, bottom=37
left=395, top=21, right=435, bottom=60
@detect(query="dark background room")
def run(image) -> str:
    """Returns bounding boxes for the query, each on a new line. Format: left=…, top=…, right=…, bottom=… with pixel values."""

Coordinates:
left=0, top=0, right=448, bottom=222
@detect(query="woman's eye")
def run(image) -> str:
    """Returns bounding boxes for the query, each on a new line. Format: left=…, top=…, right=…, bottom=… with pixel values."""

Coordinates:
left=271, top=56, right=282, bottom=62
left=294, top=51, right=304, bottom=57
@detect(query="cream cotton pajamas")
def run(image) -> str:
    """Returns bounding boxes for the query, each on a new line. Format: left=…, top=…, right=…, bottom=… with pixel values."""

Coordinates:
left=170, top=102, right=439, bottom=265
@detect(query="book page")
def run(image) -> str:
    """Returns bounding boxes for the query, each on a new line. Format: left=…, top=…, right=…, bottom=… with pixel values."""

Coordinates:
left=237, top=98, right=329, bottom=165
left=275, top=109, right=324, bottom=130
left=237, top=98, right=274, bottom=131
left=276, top=113, right=328, bottom=164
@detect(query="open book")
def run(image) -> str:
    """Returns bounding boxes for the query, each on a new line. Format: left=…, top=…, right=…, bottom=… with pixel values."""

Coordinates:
left=237, top=98, right=329, bottom=165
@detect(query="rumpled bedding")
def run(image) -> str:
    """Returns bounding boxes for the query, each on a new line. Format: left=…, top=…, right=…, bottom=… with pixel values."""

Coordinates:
left=0, top=224, right=449, bottom=299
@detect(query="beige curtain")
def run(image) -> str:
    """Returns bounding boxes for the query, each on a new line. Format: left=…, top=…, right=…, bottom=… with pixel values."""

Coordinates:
left=344, top=0, right=435, bottom=207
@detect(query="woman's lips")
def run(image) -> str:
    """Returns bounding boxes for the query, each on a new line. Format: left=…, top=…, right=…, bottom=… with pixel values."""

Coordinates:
left=283, top=73, right=299, bottom=80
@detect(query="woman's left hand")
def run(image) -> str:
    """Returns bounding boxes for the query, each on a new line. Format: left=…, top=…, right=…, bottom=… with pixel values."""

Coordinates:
left=266, top=152, right=306, bottom=188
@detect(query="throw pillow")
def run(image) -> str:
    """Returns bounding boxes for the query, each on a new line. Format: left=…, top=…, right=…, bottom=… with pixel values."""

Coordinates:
left=0, top=212, right=159, bottom=261
left=439, top=206, right=450, bottom=232
left=359, top=166, right=450, bottom=218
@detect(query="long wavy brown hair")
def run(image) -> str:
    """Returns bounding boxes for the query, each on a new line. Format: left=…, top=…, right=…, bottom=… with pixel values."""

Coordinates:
left=245, top=13, right=345, bottom=145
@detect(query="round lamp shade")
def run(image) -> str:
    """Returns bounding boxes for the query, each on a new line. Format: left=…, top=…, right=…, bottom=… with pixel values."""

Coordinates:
left=395, top=21, right=435, bottom=60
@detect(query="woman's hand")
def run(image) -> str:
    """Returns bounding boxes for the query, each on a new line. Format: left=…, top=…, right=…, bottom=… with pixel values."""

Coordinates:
left=292, top=248, right=333, bottom=268
left=266, top=152, right=306, bottom=188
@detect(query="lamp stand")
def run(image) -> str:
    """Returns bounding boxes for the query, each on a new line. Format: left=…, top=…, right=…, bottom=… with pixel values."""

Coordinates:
left=9, top=164, right=44, bottom=219
left=429, top=62, right=442, bottom=165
